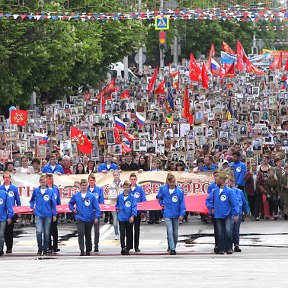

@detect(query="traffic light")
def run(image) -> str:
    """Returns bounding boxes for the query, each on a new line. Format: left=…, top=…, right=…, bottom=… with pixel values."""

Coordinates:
left=159, top=31, right=166, bottom=50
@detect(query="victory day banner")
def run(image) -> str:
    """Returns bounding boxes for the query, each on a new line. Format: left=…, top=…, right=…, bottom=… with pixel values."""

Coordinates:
left=11, top=172, right=213, bottom=214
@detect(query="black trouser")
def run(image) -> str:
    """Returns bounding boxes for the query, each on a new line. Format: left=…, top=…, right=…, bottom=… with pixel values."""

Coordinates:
left=149, top=211, right=160, bottom=223
left=4, top=217, right=15, bottom=250
left=248, top=194, right=260, bottom=218
left=76, top=220, right=93, bottom=252
left=133, top=215, right=141, bottom=250
left=119, top=221, right=133, bottom=250
left=66, top=213, right=74, bottom=221
left=49, top=218, right=58, bottom=249
left=268, top=195, right=278, bottom=215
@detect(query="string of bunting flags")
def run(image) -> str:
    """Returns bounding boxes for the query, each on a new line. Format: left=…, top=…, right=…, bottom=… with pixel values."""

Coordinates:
left=0, top=7, right=287, bottom=22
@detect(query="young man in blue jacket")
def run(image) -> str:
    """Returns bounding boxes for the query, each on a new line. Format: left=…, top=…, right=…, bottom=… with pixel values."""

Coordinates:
left=87, top=173, right=104, bottom=253
left=129, top=172, right=147, bottom=252
left=97, top=153, right=119, bottom=173
left=29, top=175, right=57, bottom=256
left=69, top=179, right=101, bottom=256
left=41, top=154, right=64, bottom=174
left=116, top=180, right=137, bottom=255
left=206, top=171, right=239, bottom=254
left=0, top=187, right=14, bottom=257
left=1, top=172, right=21, bottom=254
left=156, top=173, right=186, bottom=255
left=228, top=151, right=247, bottom=192
left=229, top=177, right=249, bottom=252
left=46, top=173, right=61, bottom=253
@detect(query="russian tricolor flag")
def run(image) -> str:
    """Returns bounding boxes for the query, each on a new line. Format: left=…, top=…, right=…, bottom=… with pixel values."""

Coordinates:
left=135, top=112, right=145, bottom=127
left=211, top=58, right=221, bottom=76
left=115, top=116, right=126, bottom=131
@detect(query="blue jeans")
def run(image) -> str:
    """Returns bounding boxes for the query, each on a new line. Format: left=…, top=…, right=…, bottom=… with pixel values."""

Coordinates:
left=35, top=216, right=52, bottom=252
left=233, top=214, right=242, bottom=246
left=0, top=221, right=6, bottom=253
left=164, top=218, right=179, bottom=251
left=215, top=216, right=233, bottom=252
left=111, top=211, right=119, bottom=236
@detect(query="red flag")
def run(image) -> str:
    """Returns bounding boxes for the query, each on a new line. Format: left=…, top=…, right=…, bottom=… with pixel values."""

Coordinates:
left=223, top=63, right=235, bottom=78
left=246, top=60, right=265, bottom=76
left=148, top=66, right=159, bottom=97
left=236, top=40, right=249, bottom=70
left=201, top=63, right=209, bottom=89
left=284, top=59, right=288, bottom=71
left=114, top=128, right=121, bottom=144
left=207, top=44, right=215, bottom=70
left=122, top=143, right=132, bottom=154
left=189, top=53, right=201, bottom=82
left=120, top=90, right=130, bottom=100
left=10, top=110, right=28, bottom=126
left=182, top=86, right=193, bottom=125
left=70, top=127, right=92, bottom=154
left=122, top=130, right=137, bottom=143
left=103, top=78, right=116, bottom=95
left=154, top=80, right=166, bottom=94
left=269, top=52, right=283, bottom=70
left=222, top=41, right=235, bottom=54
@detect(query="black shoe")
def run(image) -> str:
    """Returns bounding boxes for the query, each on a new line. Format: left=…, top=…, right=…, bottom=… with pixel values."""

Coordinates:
left=284, top=214, right=288, bottom=220
left=104, top=218, right=108, bottom=223
left=219, top=251, right=225, bottom=255
left=94, top=247, right=99, bottom=252
left=47, top=249, right=52, bottom=254
left=125, top=249, right=130, bottom=255
left=234, top=246, right=241, bottom=252
left=0, top=251, right=4, bottom=257
left=227, top=250, right=233, bottom=254
left=86, top=251, right=90, bottom=256
left=170, top=250, right=176, bottom=255
left=42, top=251, right=48, bottom=256
left=53, top=248, right=60, bottom=253
left=80, top=251, right=85, bottom=256
left=109, top=220, right=113, bottom=224
left=255, top=217, right=260, bottom=221
left=121, top=249, right=126, bottom=255
left=6, top=249, right=12, bottom=254
left=167, top=248, right=170, bottom=252
left=135, top=248, right=141, bottom=253
left=148, top=220, right=154, bottom=224
left=214, top=247, right=219, bottom=254
left=37, top=250, right=42, bottom=256
left=154, top=221, right=160, bottom=224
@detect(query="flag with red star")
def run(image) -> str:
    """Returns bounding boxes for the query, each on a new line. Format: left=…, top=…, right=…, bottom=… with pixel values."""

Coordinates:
left=10, top=110, right=28, bottom=126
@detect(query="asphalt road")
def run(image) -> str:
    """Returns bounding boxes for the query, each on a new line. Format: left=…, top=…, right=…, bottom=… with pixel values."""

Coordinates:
left=1, top=216, right=288, bottom=287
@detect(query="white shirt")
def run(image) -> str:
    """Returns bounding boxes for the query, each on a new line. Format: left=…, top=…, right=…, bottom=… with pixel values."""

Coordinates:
left=169, top=188, right=175, bottom=195
left=40, top=188, right=46, bottom=195
left=5, top=185, right=9, bottom=191
left=81, top=193, right=87, bottom=199
left=89, top=188, right=94, bottom=192
left=219, top=188, right=223, bottom=195
left=124, top=195, right=129, bottom=201
left=131, top=187, right=136, bottom=191
left=50, top=165, right=56, bottom=171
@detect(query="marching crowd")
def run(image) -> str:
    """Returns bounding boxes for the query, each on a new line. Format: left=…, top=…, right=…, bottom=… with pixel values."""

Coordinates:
left=0, top=57, right=287, bottom=256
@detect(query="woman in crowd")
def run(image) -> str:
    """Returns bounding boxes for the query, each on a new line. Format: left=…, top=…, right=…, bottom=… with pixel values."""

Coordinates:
left=15, top=156, right=34, bottom=174
left=86, top=160, right=96, bottom=174
left=75, top=163, right=86, bottom=174
left=138, top=155, right=149, bottom=171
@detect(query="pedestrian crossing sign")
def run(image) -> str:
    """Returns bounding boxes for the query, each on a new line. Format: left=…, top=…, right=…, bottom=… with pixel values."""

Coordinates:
left=155, top=16, right=170, bottom=30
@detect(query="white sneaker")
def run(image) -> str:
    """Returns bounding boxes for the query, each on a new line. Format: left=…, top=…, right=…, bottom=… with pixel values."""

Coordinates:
left=114, top=235, right=119, bottom=240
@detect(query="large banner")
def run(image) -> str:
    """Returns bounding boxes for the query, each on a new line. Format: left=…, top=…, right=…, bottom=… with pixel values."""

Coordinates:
left=11, top=172, right=213, bottom=213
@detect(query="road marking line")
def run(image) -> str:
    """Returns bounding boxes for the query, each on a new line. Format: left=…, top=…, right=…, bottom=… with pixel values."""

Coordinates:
left=100, top=226, right=115, bottom=241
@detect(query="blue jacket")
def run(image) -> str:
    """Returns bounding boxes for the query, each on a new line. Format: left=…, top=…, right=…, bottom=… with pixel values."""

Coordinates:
left=231, top=187, right=249, bottom=215
left=88, top=185, right=104, bottom=204
left=228, top=161, right=246, bottom=186
left=116, top=192, right=137, bottom=222
left=206, top=186, right=239, bottom=219
left=97, top=162, right=119, bottom=172
left=200, top=163, right=217, bottom=172
left=0, top=184, right=21, bottom=207
left=69, top=192, right=101, bottom=222
left=29, top=187, right=57, bottom=217
left=49, top=185, right=61, bottom=206
left=0, top=190, right=14, bottom=221
left=207, top=182, right=218, bottom=194
left=42, top=163, right=65, bottom=174
left=156, top=185, right=186, bottom=218
left=130, top=185, right=147, bottom=215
